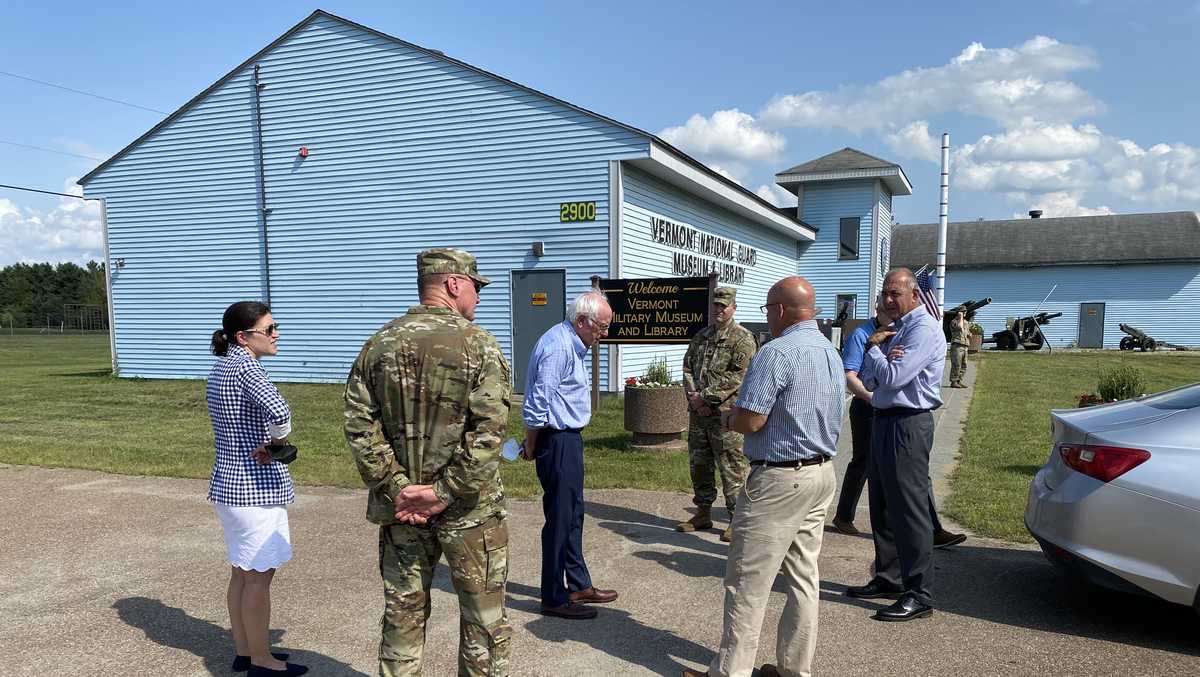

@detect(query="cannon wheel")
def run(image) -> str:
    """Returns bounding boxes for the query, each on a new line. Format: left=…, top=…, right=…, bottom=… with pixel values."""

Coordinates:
left=1141, top=338, right=1157, bottom=352
left=1119, top=336, right=1136, bottom=351
left=995, top=330, right=1018, bottom=351
left=1026, top=333, right=1045, bottom=350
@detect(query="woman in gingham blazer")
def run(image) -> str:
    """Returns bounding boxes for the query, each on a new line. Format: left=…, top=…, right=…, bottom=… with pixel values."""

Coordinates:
left=207, top=301, right=307, bottom=677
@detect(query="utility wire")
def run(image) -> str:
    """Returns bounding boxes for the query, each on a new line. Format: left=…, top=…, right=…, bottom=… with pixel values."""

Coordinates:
left=0, top=182, right=93, bottom=200
left=0, top=140, right=104, bottom=161
left=0, top=69, right=167, bottom=114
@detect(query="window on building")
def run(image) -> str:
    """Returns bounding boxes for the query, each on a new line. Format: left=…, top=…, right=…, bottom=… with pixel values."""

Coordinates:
left=839, top=217, right=860, bottom=260
left=879, top=236, right=890, bottom=272
left=836, top=294, right=857, bottom=320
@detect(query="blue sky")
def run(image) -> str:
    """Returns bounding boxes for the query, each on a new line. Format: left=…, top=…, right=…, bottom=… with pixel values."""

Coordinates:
left=3, top=0, right=1199, bottom=265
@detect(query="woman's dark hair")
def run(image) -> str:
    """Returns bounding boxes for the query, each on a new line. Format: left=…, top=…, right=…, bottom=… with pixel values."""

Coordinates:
left=211, top=301, right=272, bottom=356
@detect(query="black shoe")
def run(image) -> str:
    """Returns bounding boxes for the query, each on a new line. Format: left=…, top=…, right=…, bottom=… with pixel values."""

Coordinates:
left=934, top=530, right=967, bottom=549
left=247, top=663, right=308, bottom=677
left=232, top=653, right=289, bottom=672
left=845, top=579, right=904, bottom=599
left=829, top=517, right=861, bottom=536
left=873, top=593, right=933, bottom=622
left=540, top=601, right=598, bottom=619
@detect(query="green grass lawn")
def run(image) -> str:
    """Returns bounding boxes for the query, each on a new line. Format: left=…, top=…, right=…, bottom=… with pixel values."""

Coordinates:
left=945, top=350, right=1200, bottom=542
left=0, top=334, right=690, bottom=498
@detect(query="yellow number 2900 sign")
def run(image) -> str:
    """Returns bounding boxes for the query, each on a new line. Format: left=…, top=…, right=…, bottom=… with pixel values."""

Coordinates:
left=559, top=201, right=597, bottom=222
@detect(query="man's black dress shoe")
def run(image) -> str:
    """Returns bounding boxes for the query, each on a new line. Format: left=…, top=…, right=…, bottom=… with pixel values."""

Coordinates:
left=845, top=579, right=904, bottom=599
left=232, top=653, right=289, bottom=672
left=247, top=662, right=309, bottom=676
left=873, top=593, right=933, bottom=622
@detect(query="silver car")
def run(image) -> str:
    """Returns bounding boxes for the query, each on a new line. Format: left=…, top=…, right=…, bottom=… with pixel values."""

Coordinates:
left=1025, top=382, right=1200, bottom=610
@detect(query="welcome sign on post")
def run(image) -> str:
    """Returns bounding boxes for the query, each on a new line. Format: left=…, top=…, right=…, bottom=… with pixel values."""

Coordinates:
left=597, top=276, right=712, bottom=344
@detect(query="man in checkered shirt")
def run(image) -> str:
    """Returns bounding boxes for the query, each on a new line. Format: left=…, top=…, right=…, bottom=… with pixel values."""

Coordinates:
left=687, top=275, right=843, bottom=677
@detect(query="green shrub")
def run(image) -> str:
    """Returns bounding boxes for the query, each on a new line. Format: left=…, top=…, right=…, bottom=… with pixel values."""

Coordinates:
left=969, top=322, right=984, bottom=336
left=1097, top=364, right=1144, bottom=401
left=639, top=356, right=674, bottom=387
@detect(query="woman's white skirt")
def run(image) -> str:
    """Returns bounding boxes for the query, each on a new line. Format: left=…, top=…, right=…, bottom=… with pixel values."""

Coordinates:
left=214, top=503, right=293, bottom=572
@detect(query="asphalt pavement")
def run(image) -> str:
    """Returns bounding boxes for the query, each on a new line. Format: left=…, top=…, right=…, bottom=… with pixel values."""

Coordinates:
left=2, top=365, right=1198, bottom=676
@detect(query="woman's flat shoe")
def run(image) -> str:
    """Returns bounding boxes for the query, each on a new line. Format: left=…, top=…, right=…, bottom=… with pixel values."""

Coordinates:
left=232, top=653, right=289, bottom=672
left=247, top=663, right=308, bottom=677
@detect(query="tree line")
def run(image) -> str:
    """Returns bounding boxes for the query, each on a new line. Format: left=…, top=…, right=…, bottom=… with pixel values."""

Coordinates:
left=0, top=261, right=108, bottom=329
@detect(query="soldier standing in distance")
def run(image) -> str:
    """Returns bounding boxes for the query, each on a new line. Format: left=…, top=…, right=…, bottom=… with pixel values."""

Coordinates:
left=678, top=286, right=757, bottom=542
left=344, top=248, right=512, bottom=677
left=947, top=310, right=969, bottom=388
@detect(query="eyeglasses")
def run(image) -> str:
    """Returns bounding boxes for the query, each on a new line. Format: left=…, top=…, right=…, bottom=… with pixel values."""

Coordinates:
left=759, top=304, right=823, bottom=317
left=759, top=303, right=784, bottom=315
left=587, top=317, right=611, bottom=333
left=243, top=323, right=280, bottom=336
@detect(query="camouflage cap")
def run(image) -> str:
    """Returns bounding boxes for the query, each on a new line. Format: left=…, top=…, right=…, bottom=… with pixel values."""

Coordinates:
left=416, top=248, right=491, bottom=286
left=712, top=287, right=737, bottom=306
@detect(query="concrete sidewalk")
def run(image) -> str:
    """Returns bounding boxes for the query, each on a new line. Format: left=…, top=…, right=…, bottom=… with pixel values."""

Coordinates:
left=3, top=364, right=1198, bottom=675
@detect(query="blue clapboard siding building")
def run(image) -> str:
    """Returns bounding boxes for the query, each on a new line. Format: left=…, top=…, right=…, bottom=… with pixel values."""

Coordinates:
left=776, top=148, right=912, bottom=321
left=79, top=10, right=834, bottom=389
left=891, top=211, right=1200, bottom=348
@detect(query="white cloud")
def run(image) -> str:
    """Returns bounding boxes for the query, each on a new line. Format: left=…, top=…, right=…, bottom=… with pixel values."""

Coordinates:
left=760, top=36, right=1101, bottom=133
left=954, top=125, right=1200, bottom=206
left=659, top=109, right=786, bottom=162
left=754, top=184, right=796, bottom=208
left=707, top=162, right=746, bottom=185
left=0, top=179, right=103, bottom=266
left=1010, top=191, right=1113, bottom=218
left=884, top=121, right=942, bottom=162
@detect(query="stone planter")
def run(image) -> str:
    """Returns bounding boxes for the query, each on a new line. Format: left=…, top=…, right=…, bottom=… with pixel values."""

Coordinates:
left=623, top=386, right=687, bottom=452
left=968, top=333, right=983, bottom=353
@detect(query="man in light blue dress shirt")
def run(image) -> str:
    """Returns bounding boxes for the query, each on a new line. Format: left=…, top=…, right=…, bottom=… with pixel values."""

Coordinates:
left=847, top=268, right=945, bottom=623
left=521, top=290, right=619, bottom=620
left=687, top=276, right=843, bottom=677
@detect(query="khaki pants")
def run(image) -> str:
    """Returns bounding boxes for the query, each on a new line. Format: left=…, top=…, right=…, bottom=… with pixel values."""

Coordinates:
left=709, top=462, right=836, bottom=677
left=949, top=344, right=968, bottom=384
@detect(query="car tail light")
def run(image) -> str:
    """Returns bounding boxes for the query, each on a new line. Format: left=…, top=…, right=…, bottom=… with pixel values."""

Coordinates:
left=1057, top=444, right=1150, bottom=482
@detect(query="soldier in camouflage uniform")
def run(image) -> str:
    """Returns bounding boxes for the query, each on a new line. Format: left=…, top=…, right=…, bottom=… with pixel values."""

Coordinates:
left=344, top=248, right=512, bottom=677
left=678, top=286, right=757, bottom=542
left=948, top=310, right=968, bottom=388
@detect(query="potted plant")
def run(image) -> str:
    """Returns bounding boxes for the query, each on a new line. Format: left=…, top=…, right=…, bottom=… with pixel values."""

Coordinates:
left=1078, top=365, right=1145, bottom=407
left=968, top=322, right=984, bottom=354
left=623, top=357, right=687, bottom=452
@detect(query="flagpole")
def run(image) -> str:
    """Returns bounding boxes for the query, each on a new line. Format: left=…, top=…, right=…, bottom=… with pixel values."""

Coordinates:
left=936, top=132, right=950, bottom=315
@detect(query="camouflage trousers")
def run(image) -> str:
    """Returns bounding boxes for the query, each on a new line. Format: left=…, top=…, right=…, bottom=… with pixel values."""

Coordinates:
left=378, top=516, right=511, bottom=677
left=949, top=344, right=968, bottom=384
left=688, top=414, right=748, bottom=511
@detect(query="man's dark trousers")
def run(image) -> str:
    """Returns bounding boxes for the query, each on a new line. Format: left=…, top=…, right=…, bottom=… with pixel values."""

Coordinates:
left=867, top=408, right=936, bottom=604
left=534, top=427, right=593, bottom=607
left=837, top=399, right=947, bottom=529
left=834, top=398, right=873, bottom=523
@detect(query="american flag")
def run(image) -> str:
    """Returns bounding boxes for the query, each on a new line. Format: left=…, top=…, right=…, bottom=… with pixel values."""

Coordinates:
left=915, top=270, right=942, bottom=319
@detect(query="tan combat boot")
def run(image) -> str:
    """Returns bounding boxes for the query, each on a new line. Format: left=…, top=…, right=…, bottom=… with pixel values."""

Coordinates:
left=720, top=524, right=733, bottom=542
left=676, top=505, right=713, bottom=532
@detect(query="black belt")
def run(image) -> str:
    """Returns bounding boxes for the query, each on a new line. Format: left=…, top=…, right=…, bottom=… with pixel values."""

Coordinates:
left=750, top=456, right=829, bottom=468
left=873, top=406, right=932, bottom=417
left=545, top=427, right=582, bottom=434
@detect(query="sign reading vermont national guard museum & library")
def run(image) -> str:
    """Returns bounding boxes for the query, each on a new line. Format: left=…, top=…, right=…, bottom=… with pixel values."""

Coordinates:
left=650, top=216, right=757, bottom=285
left=599, top=276, right=710, bottom=344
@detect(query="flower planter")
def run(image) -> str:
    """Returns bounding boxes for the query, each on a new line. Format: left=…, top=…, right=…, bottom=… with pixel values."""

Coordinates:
left=968, top=334, right=983, bottom=354
left=623, top=386, right=687, bottom=452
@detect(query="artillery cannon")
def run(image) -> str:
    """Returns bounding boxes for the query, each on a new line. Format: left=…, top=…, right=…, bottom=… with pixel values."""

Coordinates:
left=1119, top=323, right=1189, bottom=351
left=986, top=311, right=1062, bottom=350
left=942, top=297, right=991, bottom=341
left=1119, top=323, right=1156, bottom=351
